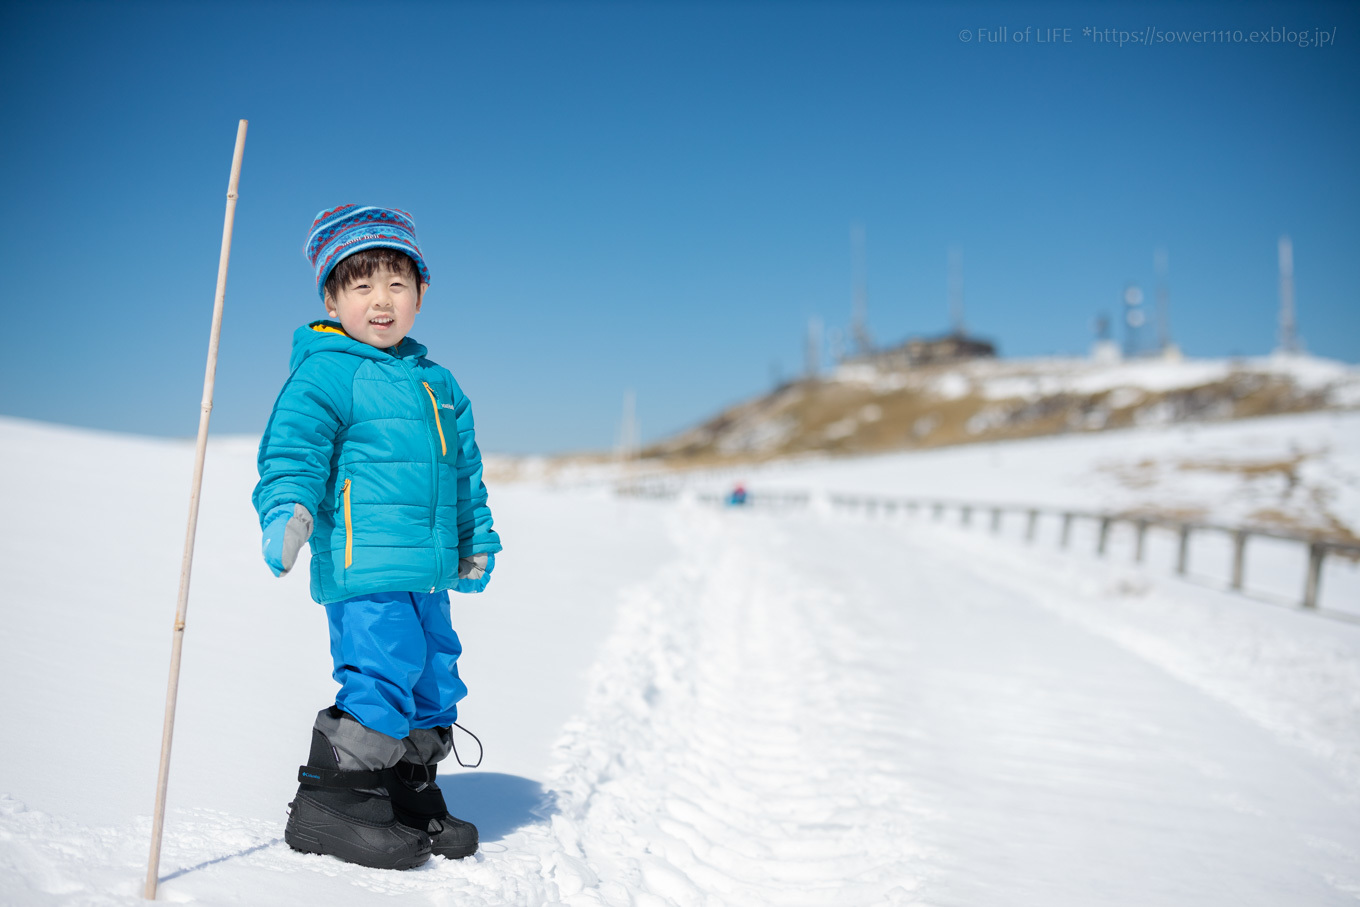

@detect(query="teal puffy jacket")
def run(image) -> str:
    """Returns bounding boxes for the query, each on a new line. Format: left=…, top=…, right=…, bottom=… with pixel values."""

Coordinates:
left=253, top=321, right=501, bottom=604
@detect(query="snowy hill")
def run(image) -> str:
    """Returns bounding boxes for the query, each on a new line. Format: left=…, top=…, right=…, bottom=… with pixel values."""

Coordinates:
left=689, top=408, right=1360, bottom=547
left=3, top=412, right=1360, bottom=905
left=648, top=353, right=1360, bottom=465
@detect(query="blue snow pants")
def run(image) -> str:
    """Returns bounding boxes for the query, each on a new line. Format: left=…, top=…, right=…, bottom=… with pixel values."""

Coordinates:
left=323, top=590, right=467, bottom=740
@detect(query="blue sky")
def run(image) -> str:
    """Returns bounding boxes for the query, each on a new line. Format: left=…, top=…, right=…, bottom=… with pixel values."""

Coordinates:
left=2, top=1, right=1356, bottom=453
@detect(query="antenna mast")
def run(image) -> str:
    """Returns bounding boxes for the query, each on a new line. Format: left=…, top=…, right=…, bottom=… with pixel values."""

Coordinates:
left=1278, top=235, right=1299, bottom=354
left=850, top=223, right=872, bottom=355
left=805, top=315, right=822, bottom=377
left=617, top=389, right=639, bottom=462
left=1154, top=246, right=1170, bottom=351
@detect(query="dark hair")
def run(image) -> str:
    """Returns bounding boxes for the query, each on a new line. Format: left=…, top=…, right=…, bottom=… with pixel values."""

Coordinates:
left=324, top=247, right=422, bottom=299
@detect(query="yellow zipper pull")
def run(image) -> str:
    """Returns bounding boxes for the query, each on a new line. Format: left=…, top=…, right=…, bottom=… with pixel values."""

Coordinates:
left=422, top=382, right=448, bottom=456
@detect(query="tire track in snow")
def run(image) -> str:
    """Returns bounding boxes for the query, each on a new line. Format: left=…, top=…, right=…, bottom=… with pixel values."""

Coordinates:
left=539, top=503, right=929, bottom=905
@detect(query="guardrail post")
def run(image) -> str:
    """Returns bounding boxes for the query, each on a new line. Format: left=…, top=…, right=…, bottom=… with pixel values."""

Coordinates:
left=1303, top=543, right=1325, bottom=609
left=1097, top=517, right=1111, bottom=556
left=1134, top=520, right=1148, bottom=563
left=1176, top=526, right=1191, bottom=576
left=907, top=501, right=918, bottom=516
left=1060, top=513, right=1073, bottom=549
left=1026, top=510, right=1038, bottom=543
left=961, top=505, right=972, bottom=527
left=990, top=508, right=1002, bottom=533
left=1230, top=530, right=1248, bottom=590
left=933, top=502, right=944, bottom=521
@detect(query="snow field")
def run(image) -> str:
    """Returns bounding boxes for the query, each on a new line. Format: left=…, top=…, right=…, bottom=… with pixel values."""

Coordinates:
left=839, top=502, right=1360, bottom=618
left=784, top=503, right=1360, bottom=904
left=699, top=409, right=1360, bottom=615
left=725, top=409, right=1360, bottom=533
left=885, top=510, right=1360, bottom=795
left=4, top=413, right=1360, bottom=904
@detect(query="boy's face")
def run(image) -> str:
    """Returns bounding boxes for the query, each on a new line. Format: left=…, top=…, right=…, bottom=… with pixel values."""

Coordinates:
left=324, top=264, right=427, bottom=348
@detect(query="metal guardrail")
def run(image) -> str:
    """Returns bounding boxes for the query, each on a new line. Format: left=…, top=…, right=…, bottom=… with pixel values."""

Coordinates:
left=619, top=480, right=1358, bottom=613
left=824, top=493, right=1359, bottom=612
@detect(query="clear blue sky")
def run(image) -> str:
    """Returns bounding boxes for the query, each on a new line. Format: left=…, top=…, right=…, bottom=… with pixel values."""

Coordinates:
left=2, top=1, right=1356, bottom=453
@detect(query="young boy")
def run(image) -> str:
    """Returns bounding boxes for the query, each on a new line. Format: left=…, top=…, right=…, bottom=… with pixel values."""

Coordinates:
left=253, top=205, right=501, bottom=870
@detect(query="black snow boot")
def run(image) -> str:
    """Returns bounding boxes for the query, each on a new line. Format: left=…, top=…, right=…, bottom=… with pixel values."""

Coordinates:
left=284, top=726, right=432, bottom=870
left=389, top=761, right=479, bottom=860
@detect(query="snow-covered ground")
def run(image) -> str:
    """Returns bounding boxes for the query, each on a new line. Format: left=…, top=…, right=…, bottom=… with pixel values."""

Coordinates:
left=3, top=412, right=1359, bottom=905
left=684, top=410, right=1360, bottom=615
left=832, top=352, right=1360, bottom=408
left=704, top=410, right=1360, bottom=526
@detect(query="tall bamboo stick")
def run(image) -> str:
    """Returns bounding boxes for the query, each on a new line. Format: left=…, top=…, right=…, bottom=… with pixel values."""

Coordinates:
left=144, top=119, right=248, bottom=900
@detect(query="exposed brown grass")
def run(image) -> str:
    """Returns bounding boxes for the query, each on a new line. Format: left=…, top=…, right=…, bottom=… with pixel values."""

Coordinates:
left=1175, top=453, right=1309, bottom=484
left=1112, top=504, right=1210, bottom=523
left=1246, top=507, right=1360, bottom=549
left=642, top=366, right=1349, bottom=469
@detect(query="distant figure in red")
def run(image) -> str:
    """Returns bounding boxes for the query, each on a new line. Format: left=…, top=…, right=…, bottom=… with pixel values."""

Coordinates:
left=728, top=483, right=748, bottom=506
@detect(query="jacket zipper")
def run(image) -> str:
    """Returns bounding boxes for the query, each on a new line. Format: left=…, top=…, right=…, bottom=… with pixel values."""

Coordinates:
left=422, top=382, right=448, bottom=456
left=341, top=478, right=353, bottom=568
left=398, top=361, right=444, bottom=592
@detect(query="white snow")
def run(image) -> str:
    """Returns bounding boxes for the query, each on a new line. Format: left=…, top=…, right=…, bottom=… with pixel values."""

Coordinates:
left=830, top=353, right=1360, bottom=406
left=3, top=411, right=1360, bottom=905
left=721, top=409, right=1360, bottom=540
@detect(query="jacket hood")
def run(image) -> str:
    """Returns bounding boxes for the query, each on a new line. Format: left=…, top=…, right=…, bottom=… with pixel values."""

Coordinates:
left=289, top=320, right=429, bottom=372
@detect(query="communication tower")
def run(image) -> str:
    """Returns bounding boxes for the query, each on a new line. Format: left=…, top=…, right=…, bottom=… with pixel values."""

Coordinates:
left=1277, top=235, right=1300, bottom=353
left=616, top=389, right=639, bottom=462
left=850, top=223, right=873, bottom=354
left=805, top=315, right=823, bottom=376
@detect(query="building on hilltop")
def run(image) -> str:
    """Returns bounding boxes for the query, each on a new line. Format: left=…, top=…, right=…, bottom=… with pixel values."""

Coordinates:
left=849, top=331, right=998, bottom=369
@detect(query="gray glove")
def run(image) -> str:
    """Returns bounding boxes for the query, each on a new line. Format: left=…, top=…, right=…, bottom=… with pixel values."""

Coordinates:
left=458, top=553, right=489, bottom=580
left=261, top=503, right=314, bottom=577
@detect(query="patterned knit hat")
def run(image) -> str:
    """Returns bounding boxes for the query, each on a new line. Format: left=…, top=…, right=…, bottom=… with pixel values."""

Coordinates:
left=304, top=204, right=432, bottom=299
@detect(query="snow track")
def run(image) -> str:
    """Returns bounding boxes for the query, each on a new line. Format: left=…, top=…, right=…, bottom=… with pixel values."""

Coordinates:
left=532, top=501, right=1360, bottom=905
left=539, top=505, right=926, bottom=904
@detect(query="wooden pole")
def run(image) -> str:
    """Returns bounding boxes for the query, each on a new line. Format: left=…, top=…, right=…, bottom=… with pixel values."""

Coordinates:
left=1176, top=525, right=1191, bottom=576
left=1230, top=530, right=1248, bottom=591
left=1302, top=543, right=1325, bottom=609
left=144, top=119, right=248, bottom=900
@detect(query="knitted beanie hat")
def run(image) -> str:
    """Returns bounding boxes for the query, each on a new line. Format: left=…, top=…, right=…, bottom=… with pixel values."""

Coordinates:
left=304, top=204, right=432, bottom=299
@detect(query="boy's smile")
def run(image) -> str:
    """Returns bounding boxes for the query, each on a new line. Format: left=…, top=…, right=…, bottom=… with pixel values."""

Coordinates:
left=325, top=265, right=427, bottom=348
